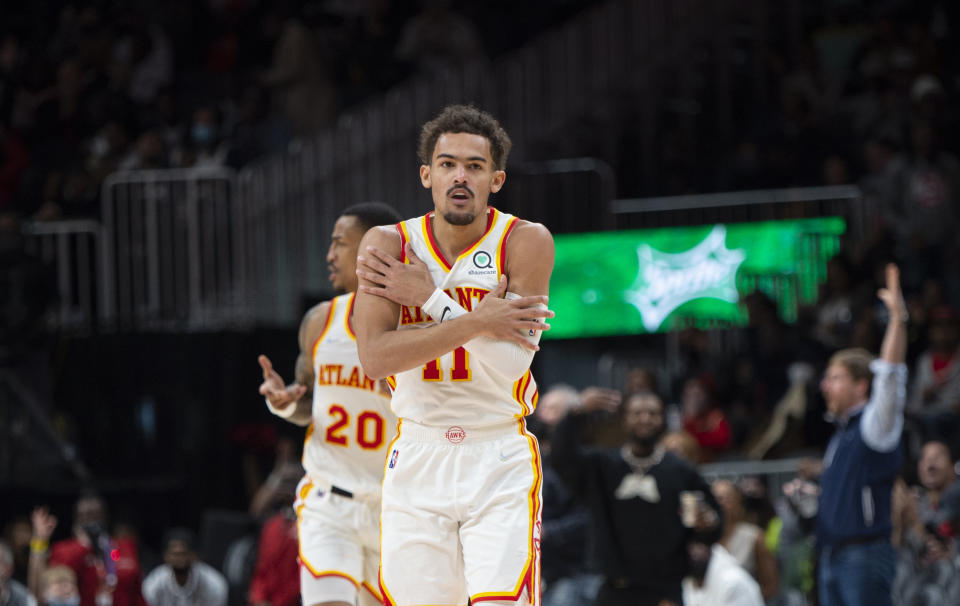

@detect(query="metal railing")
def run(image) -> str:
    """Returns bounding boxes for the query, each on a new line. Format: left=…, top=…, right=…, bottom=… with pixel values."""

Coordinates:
left=99, top=167, right=248, bottom=331
left=26, top=0, right=821, bottom=332
left=21, top=220, right=102, bottom=332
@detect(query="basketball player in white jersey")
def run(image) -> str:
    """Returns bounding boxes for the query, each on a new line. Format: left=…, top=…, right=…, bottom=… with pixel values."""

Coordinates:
left=353, top=105, right=555, bottom=606
left=257, top=202, right=402, bottom=606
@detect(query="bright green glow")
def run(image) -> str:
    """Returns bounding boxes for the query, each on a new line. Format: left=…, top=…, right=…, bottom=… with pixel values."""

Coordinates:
left=547, top=217, right=846, bottom=339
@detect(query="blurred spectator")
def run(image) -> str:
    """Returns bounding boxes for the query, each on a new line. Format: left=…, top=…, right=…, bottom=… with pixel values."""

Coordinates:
left=909, top=306, right=960, bottom=438
left=893, top=440, right=956, bottom=549
left=179, top=105, right=230, bottom=168
left=394, top=0, right=483, bottom=74
left=259, top=10, right=336, bottom=133
left=531, top=384, right=580, bottom=447
left=246, top=511, right=298, bottom=606
left=813, top=264, right=908, bottom=606
left=28, top=496, right=145, bottom=606
left=623, top=366, right=659, bottom=400
left=917, top=441, right=958, bottom=522
left=142, top=528, right=227, bottom=606
left=122, top=23, right=173, bottom=107
left=37, top=566, right=79, bottom=606
left=538, top=385, right=616, bottom=606
left=891, top=119, right=960, bottom=289
left=893, top=481, right=960, bottom=606
left=2, top=518, right=31, bottom=586
left=777, top=478, right=820, bottom=600
left=539, top=462, right=598, bottom=606
left=681, top=373, right=732, bottom=461
left=682, top=542, right=764, bottom=606
left=811, top=256, right=860, bottom=351
left=0, top=541, right=35, bottom=606
left=552, top=389, right=722, bottom=606
left=0, top=125, right=29, bottom=211
left=712, top=480, right=780, bottom=600
left=117, top=130, right=169, bottom=171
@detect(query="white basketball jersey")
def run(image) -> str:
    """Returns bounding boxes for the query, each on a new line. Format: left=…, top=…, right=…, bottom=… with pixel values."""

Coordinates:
left=387, top=208, right=540, bottom=427
left=304, top=292, right=396, bottom=497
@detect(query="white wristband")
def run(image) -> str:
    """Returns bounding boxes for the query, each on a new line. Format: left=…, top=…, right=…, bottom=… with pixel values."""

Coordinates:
left=422, top=288, right=467, bottom=323
left=266, top=396, right=299, bottom=419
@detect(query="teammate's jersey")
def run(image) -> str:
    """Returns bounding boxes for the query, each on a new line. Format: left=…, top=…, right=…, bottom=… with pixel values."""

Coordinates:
left=388, top=208, right=539, bottom=427
left=304, top=292, right=396, bottom=497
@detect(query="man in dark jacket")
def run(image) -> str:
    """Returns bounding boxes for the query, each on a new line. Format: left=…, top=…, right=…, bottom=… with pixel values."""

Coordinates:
left=551, top=388, right=722, bottom=606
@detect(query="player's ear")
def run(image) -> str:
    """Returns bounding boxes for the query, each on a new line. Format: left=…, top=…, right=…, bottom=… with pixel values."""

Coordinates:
left=420, top=164, right=432, bottom=189
left=490, top=170, right=505, bottom=193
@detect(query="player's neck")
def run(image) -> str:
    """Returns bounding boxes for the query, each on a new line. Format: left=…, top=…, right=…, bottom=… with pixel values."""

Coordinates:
left=431, top=211, right=489, bottom=261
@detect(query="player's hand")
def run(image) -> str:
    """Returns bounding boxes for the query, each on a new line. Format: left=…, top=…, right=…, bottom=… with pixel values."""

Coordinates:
left=580, top=387, right=621, bottom=413
left=470, top=276, right=554, bottom=349
left=877, top=263, right=907, bottom=323
left=258, top=355, right=306, bottom=410
left=357, top=244, right=436, bottom=307
left=31, top=506, right=57, bottom=541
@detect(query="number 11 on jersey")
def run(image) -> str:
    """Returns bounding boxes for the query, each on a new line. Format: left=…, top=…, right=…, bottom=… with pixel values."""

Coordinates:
left=422, top=346, right=472, bottom=382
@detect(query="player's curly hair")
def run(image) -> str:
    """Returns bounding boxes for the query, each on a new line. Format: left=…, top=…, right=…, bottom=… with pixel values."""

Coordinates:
left=418, top=105, right=512, bottom=171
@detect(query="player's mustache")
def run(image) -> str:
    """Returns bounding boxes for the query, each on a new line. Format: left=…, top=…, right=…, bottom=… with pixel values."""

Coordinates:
left=446, top=185, right=474, bottom=198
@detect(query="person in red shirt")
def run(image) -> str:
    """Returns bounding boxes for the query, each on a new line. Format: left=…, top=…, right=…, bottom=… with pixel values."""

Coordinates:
left=247, top=509, right=299, bottom=606
left=28, top=495, right=145, bottom=606
left=681, top=373, right=732, bottom=462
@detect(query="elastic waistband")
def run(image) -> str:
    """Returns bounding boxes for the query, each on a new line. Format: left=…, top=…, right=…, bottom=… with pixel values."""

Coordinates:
left=399, top=418, right=524, bottom=444
left=301, top=474, right=379, bottom=504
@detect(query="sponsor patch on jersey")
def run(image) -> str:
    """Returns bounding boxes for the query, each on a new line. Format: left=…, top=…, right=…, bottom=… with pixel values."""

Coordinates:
left=445, top=426, right=466, bottom=443
left=388, top=449, right=399, bottom=469
left=472, top=250, right=493, bottom=269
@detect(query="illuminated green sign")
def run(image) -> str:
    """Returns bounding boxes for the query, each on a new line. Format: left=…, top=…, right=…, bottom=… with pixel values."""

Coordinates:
left=547, top=217, right=845, bottom=339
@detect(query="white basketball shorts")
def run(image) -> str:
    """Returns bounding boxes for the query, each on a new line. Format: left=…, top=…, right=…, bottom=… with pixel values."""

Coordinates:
left=378, top=418, right=542, bottom=606
left=295, top=475, right=384, bottom=606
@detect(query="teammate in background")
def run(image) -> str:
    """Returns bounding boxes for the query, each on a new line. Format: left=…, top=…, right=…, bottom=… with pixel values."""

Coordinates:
left=257, top=202, right=402, bottom=606
left=354, top=105, right=555, bottom=605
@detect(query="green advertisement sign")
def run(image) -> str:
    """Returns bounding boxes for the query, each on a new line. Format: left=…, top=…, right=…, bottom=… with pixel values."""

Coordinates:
left=547, top=217, right=845, bottom=339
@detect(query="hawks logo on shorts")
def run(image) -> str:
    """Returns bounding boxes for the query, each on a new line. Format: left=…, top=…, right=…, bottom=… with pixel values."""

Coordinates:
left=390, top=208, right=539, bottom=427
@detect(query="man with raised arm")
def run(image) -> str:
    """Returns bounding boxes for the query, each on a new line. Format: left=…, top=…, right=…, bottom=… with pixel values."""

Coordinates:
left=813, top=263, right=909, bottom=606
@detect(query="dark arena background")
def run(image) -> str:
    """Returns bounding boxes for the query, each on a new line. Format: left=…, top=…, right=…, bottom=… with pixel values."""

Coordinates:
left=3, top=1, right=960, bottom=605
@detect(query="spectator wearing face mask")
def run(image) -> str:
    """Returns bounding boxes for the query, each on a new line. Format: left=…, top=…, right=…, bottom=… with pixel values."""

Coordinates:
left=180, top=106, right=231, bottom=168
left=142, top=528, right=227, bottom=606
left=28, top=495, right=145, bottom=606
left=38, top=566, right=79, bottom=606
left=0, top=541, right=36, bottom=606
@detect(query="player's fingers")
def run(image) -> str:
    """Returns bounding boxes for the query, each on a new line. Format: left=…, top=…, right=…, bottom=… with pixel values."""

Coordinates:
left=358, top=252, right=392, bottom=275
left=509, top=303, right=554, bottom=319
left=356, top=268, right=387, bottom=285
left=291, top=384, right=307, bottom=398
left=490, top=275, right=507, bottom=298
left=366, top=246, right=397, bottom=267
left=258, top=355, right=274, bottom=378
left=358, top=284, right=391, bottom=298
left=406, top=243, right=426, bottom=266
left=497, top=330, right=540, bottom=350
left=516, top=320, right=550, bottom=332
